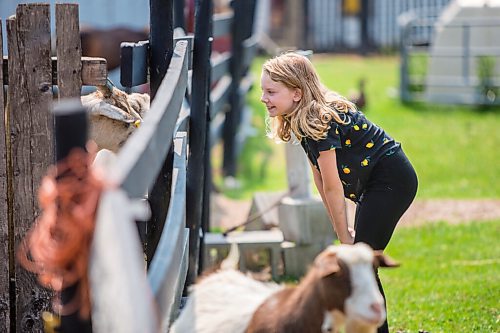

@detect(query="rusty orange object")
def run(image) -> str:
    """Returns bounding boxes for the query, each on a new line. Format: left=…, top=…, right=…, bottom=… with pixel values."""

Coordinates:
left=18, top=146, right=106, bottom=319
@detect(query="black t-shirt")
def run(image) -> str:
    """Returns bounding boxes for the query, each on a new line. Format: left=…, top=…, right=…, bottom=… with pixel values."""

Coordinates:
left=301, top=110, right=400, bottom=202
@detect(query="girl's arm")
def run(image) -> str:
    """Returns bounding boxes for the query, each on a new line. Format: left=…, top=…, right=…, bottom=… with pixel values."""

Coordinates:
left=314, top=149, right=353, bottom=244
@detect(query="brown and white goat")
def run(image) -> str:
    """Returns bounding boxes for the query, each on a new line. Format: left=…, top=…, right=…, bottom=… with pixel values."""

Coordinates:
left=169, top=243, right=398, bottom=333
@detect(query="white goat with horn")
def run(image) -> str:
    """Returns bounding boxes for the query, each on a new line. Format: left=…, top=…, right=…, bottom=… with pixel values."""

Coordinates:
left=81, top=80, right=150, bottom=153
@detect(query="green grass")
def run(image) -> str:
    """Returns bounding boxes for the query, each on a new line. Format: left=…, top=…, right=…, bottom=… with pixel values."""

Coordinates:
left=382, top=220, right=500, bottom=332
left=214, top=54, right=500, bottom=199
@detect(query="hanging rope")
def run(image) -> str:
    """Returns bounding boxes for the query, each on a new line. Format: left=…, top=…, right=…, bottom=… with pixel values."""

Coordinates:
left=17, top=145, right=105, bottom=319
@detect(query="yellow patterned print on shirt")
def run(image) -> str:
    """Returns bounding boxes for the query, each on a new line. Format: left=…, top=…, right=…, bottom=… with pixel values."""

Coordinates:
left=361, top=157, right=371, bottom=167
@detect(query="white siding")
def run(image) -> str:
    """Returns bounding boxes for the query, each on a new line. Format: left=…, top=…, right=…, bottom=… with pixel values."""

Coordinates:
left=1, top=0, right=150, bottom=54
left=307, top=0, right=453, bottom=51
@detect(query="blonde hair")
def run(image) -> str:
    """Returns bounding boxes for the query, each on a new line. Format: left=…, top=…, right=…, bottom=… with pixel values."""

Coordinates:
left=262, top=52, right=356, bottom=142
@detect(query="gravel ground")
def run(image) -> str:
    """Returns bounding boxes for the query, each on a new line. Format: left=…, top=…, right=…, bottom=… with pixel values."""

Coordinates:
left=210, top=194, right=500, bottom=231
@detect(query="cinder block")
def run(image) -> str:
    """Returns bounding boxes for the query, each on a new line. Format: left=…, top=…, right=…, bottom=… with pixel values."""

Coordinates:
left=245, top=191, right=285, bottom=231
left=278, top=196, right=336, bottom=246
left=282, top=243, right=325, bottom=278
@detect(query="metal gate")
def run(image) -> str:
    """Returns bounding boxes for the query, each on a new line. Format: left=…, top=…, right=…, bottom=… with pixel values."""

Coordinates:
left=307, top=0, right=452, bottom=52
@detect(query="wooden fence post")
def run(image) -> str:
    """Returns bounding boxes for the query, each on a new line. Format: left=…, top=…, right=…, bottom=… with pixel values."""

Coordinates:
left=55, top=5, right=89, bottom=331
left=7, top=4, right=54, bottom=331
left=56, top=4, right=82, bottom=99
left=146, top=0, right=175, bottom=265
left=173, top=0, right=186, bottom=30
left=150, top=0, right=174, bottom=98
left=0, top=18, right=11, bottom=333
left=186, top=0, right=212, bottom=286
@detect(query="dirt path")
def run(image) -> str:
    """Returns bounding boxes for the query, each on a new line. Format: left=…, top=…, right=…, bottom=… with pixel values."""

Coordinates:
left=210, top=194, right=500, bottom=231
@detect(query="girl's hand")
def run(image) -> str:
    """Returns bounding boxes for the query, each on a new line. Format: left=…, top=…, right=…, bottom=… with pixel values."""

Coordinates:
left=340, top=228, right=355, bottom=245
left=348, top=227, right=356, bottom=239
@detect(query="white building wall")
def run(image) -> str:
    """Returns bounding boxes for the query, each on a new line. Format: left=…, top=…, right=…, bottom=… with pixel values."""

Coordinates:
left=1, top=0, right=150, bottom=54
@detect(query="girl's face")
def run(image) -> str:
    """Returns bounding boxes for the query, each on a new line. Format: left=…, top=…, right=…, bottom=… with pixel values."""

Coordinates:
left=260, top=72, right=301, bottom=117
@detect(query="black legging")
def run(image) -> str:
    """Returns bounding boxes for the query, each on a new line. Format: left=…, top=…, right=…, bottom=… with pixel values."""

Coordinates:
left=354, top=146, right=418, bottom=333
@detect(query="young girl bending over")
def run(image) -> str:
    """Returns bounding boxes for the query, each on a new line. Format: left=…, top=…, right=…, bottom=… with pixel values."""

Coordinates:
left=260, top=53, right=418, bottom=333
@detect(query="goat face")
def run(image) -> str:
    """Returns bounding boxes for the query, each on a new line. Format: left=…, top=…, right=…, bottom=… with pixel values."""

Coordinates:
left=321, top=243, right=398, bottom=331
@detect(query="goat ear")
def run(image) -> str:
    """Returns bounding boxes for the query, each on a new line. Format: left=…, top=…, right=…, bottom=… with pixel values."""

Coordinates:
left=315, top=251, right=341, bottom=278
left=373, top=251, right=400, bottom=268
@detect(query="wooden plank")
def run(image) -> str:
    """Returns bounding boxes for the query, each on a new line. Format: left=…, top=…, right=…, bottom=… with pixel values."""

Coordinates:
left=56, top=3, right=82, bottom=98
left=148, top=130, right=189, bottom=330
left=174, top=36, right=194, bottom=70
left=211, top=52, right=231, bottom=85
left=145, top=98, right=189, bottom=263
left=3, top=56, right=107, bottom=86
left=213, top=12, right=233, bottom=38
left=8, top=4, right=53, bottom=332
left=80, top=56, right=108, bottom=86
left=112, top=40, right=188, bottom=199
left=204, top=230, right=284, bottom=245
left=90, top=189, right=159, bottom=333
left=0, top=18, right=10, bottom=333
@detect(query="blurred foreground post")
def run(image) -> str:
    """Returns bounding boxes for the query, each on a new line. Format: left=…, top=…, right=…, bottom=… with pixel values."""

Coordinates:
left=53, top=99, right=92, bottom=333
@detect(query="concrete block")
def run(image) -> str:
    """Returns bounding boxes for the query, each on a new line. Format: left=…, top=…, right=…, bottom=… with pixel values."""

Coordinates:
left=278, top=196, right=336, bottom=246
left=282, top=243, right=325, bottom=278
left=245, top=191, right=285, bottom=231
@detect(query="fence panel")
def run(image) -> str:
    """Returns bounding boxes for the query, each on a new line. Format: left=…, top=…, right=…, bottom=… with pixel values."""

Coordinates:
left=55, top=4, right=82, bottom=98
left=148, top=128, right=190, bottom=331
left=112, top=41, right=188, bottom=199
left=0, top=18, right=9, bottom=333
left=7, top=4, right=54, bottom=331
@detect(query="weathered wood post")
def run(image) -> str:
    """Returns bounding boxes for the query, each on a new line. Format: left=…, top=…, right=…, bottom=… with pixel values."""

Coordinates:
left=7, top=4, right=54, bottom=331
left=186, top=0, right=212, bottom=286
left=54, top=4, right=92, bottom=332
left=0, top=18, right=11, bottom=333
left=56, top=4, right=82, bottom=99
left=146, top=0, right=175, bottom=265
